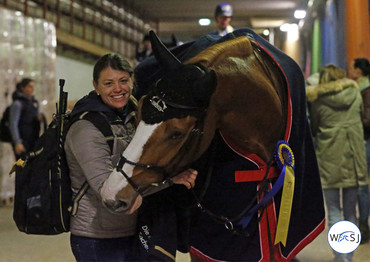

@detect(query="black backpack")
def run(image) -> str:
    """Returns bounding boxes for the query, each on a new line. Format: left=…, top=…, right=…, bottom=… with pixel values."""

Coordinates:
left=0, top=105, right=13, bottom=142
left=11, top=80, right=114, bottom=235
left=0, top=100, right=29, bottom=143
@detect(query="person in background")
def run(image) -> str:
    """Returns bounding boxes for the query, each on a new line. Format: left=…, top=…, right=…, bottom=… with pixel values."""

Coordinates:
left=9, top=78, right=42, bottom=159
left=65, top=53, right=197, bottom=262
left=209, top=3, right=234, bottom=37
left=348, top=57, right=370, bottom=244
left=307, top=64, right=368, bottom=262
left=135, top=33, right=153, bottom=63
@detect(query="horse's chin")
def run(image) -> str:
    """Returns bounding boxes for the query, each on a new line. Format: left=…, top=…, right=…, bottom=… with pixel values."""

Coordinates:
left=103, top=191, right=142, bottom=214
left=125, top=195, right=143, bottom=214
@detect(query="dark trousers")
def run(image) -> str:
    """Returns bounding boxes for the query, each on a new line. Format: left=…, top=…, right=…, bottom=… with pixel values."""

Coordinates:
left=70, top=234, right=139, bottom=262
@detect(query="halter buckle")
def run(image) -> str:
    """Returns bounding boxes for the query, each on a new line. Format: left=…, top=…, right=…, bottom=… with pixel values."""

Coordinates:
left=224, top=218, right=234, bottom=231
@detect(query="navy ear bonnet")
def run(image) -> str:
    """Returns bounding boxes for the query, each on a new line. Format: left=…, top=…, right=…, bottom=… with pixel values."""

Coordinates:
left=141, top=64, right=217, bottom=124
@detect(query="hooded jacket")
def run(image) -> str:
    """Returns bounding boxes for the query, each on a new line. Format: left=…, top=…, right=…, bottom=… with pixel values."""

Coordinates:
left=65, top=91, right=137, bottom=238
left=307, top=78, right=367, bottom=189
left=9, top=91, right=40, bottom=147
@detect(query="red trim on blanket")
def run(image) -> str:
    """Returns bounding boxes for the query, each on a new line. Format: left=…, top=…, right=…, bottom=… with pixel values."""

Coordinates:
left=235, top=168, right=279, bottom=182
left=189, top=247, right=227, bottom=262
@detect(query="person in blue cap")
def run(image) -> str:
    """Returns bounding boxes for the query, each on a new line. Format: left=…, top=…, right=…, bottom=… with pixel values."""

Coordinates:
left=210, top=3, right=234, bottom=37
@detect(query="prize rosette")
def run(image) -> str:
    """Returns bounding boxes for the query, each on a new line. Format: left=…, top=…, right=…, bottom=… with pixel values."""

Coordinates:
left=274, top=140, right=295, bottom=246
left=274, top=140, right=295, bottom=170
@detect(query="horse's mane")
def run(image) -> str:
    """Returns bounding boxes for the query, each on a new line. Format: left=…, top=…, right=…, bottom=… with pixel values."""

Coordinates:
left=185, top=37, right=254, bottom=68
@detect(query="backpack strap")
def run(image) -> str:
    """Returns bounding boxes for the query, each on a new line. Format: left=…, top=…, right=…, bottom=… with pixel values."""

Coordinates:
left=70, top=181, right=89, bottom=216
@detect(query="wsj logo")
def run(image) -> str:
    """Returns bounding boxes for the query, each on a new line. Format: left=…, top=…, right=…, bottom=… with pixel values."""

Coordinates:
left=329, top=231, right=360, bottom=243
left=327, top=221, right=361, bottom=254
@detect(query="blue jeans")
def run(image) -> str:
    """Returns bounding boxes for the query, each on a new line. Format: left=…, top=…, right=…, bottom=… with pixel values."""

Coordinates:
left=70, top=234, right=139, bottom=262
left=324, top=188, right=358, bottom=262
left=358, top=185, right=369, bottom=224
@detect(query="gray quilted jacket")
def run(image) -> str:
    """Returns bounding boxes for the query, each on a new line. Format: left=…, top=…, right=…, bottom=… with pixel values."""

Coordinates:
left=65, top=112, right=137, bottom=238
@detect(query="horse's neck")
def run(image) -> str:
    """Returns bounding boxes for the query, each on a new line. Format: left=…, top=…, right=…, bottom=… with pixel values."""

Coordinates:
left=188, top=37, right=288, bottom=162
left=207, top=67, right=286, bottom=162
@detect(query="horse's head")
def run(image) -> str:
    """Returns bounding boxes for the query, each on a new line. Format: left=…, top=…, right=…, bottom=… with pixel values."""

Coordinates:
left=101, top=31, right=217, bottom=213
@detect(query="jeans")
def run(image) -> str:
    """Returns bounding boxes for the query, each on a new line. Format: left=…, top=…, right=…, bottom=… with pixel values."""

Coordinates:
left=70, top=234, right=139, bottom=262
left=358, top=185, right=370, bottom=224
left=324, top=187, right=358, bottom=262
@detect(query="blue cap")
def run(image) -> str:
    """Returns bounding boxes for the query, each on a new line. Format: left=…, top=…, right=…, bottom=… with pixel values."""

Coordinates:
left=215, top=3, right=233, bottom=18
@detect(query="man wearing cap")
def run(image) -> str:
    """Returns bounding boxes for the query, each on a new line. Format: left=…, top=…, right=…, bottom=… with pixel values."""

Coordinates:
left=210, top=3, right=234, bottom=37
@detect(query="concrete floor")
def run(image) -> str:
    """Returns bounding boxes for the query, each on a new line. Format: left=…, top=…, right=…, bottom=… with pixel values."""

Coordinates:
left=0, top=204, right=369, bottom=262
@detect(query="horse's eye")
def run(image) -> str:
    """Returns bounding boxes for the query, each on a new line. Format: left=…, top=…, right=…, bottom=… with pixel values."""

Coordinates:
left=168, top=131, right=185, bottom=140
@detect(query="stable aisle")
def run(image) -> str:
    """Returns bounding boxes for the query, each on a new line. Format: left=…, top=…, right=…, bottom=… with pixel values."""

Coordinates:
left=1, top=205, right=369, bottom=262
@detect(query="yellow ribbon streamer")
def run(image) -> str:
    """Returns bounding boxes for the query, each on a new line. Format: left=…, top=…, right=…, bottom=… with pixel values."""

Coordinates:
left=9, top=158, right=25, bottom=176
left=274, top=165, right=295, bottom=246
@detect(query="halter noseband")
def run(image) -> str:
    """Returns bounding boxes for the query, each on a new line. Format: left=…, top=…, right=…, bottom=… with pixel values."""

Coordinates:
left=116, top=156, right=169, bottom=196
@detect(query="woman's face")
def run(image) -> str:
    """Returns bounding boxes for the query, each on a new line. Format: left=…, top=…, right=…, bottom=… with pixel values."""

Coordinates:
left=93, top=67, right=133, bottom=109
left=216, top=15, right=231, bottom=30
left=348, top=61, right=362, bottom=80
left=22, top=81, right=34, bottom=97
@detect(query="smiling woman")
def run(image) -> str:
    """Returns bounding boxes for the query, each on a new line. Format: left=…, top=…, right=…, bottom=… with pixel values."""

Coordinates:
left=64, top=53, right=139, bottom=262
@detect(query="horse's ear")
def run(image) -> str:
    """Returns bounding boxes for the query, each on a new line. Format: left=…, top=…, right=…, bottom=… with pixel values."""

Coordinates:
left=193, top=70, right=218, bottom=106
left=149, top=30, right=181, bottom=70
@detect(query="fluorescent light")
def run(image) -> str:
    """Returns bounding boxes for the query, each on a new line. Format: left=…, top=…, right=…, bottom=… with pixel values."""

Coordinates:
left=280, top=23, right=290, bottom=32
left=287, top=24, right=299, bottom=42
left=199, top=18, right=211, bottom=26
left=280, top=23, right=299, bottom=42
left=294, top=10, right=306, bottom=19
left=263, top=29, right=270, bottom=36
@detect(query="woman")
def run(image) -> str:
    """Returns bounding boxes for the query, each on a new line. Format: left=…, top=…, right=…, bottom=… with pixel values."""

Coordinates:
left=9, top=78, right=42, bottom=159
left=349, top=57, right=370, bottom=244
left=65, top=53, right=197, bottom=262
left=307, top=64, right=367, bottom=262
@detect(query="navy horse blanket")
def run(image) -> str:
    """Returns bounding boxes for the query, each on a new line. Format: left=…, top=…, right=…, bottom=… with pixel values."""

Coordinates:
left=134, top=28, right=325, bottom=262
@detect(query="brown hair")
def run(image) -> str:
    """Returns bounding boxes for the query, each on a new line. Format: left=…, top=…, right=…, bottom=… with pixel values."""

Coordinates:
left=93, top=53, right=133, bottom=83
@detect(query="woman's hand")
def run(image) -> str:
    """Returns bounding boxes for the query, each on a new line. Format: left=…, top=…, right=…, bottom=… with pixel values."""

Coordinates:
left=37, top=113, right=44, bottom=122
left=171, top=168, right=198, bottom=189
left=15, top=143, right=25, bottom=156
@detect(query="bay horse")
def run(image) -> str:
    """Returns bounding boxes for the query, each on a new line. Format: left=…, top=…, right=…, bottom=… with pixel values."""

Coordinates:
left=101, top=30, right=288, bottom=212
left=101, top=29, right=325, bottom=261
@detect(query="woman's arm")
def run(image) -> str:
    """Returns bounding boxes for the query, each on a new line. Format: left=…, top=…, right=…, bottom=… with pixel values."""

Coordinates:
left=9, top=100, right=23, bottom=145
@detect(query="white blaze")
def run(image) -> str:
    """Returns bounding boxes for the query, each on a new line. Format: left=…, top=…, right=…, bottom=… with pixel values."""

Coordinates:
left=101, top=120, right=161, bottom=204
